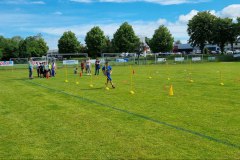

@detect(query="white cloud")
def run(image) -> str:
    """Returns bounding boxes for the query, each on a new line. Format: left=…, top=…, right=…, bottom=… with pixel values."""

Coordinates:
left=70, top=0, right=92, bottom=3
left=36, top=3, right=240, bottom=49
left=178, top=9, right=218, bottom=24
left=53, top=11, right=63, bottom=15
left=30, top=1, right=45, bottom=4
left=0, top=0, right=45, bottom=5
left=178, top=10, right=198, bottom=24
left=70, top=0, right=209, bottom=5
left=220, top=4, right=240, bottom=19
left=34, top=18, right=189, bottom=48
left=1, top=3, right=239, bottom=49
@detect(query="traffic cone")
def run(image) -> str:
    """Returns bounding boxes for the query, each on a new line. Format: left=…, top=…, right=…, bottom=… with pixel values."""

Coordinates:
left=169, top=85, right=174, bottom=96
left=46, top=72, right=49, bottom=79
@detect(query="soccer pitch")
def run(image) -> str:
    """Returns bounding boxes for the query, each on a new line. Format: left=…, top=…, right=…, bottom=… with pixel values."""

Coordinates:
left=0, top=62, right=239, bottom=159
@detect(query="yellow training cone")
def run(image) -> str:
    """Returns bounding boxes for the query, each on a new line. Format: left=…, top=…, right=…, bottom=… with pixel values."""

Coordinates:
left=169, top=85, right=174, bottom=96
left=76, top=82, right=79, bottom=85
left=89, top=84, right=94, bottom=88
left=106, top=87, right=110, bottom=90
left=65, top=80, right=69, bottom=83
left=130, top=90, right=135, bottom=94
left=220, top=82, right=224, bottom=86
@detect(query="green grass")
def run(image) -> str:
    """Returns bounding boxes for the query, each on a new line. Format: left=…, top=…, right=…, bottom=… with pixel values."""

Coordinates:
left=0, top=62, right=240, bottom=159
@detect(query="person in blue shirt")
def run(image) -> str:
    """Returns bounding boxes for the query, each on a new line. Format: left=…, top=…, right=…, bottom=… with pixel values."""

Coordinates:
left=102, top=61, right=115, bottom=88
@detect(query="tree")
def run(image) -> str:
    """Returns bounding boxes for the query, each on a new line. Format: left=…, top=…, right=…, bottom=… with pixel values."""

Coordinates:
left=3, top=38, right=20, bottom=59
left=112, top=22, right=140, bottom=53
left=0, top=36, right=23, bottom=60
left=187, top=11, right=217, bottom=53
left=103, top=36, right=114, bottom=53
left=145, top=37, right=150, bottom=46
left=85, top=26, right=106, bottom=57
left=149, top=25, right=174, bottom=53
left=228, top=17, right=240, bottom=42
left=0, top=36, right=7, bottom=60
left=236, top=17, right=240, bottom=41
left=203, top=47, right=209, bottom=54
left=227, top=21, right=239, bottom=51
left=78, top=45, right=88, bottom=53
left=19, top=35, right=48, bottom=58
left=0, top=48, right=2, bottom=60
left=0, top=52, right=2, bottom=60
left=58, top=31, right=80, bottom=53
left=136, top=42, right=145, bottom=64
left=175, top=40, right=182, bottom=44
left=212, top=18, right=233, bottom=54
left=19, top=39, right=29, bottom=58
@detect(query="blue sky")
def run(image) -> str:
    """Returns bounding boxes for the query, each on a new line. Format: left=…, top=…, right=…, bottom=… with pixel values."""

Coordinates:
left=0, top=0, right=239, bottom=49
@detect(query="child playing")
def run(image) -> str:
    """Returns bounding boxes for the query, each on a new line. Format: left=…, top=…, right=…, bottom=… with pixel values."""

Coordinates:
left=80, top=60, right=85, bottom=74
left=74, top=67, right=78, bottom=74
left=102, top=61, right=115, bottom=88
left=95, top=58, right=100, bottom=75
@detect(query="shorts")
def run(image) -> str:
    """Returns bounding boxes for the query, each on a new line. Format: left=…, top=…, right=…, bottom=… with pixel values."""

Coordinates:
left=86, top=65, right=90, bottom=70
left=96, top=64, right=100, bottom=70
left=107, top=74, right=112, bottom=81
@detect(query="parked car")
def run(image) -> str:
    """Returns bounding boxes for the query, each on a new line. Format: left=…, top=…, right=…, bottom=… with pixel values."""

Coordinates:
left=226, top=50, right=234, bottom=54
left=211, top=51, right=219, bottom=54
left=234, top=50, right=240, bottom=54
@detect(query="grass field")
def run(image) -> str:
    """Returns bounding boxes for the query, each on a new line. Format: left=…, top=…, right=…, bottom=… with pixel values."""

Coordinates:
left=0, top=62, right=240, bottom=159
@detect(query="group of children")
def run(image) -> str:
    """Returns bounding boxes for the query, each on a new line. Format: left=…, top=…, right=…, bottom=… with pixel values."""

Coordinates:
left=28, top=58, right=115, bottom=89
left=75, top=58, right=101, bottom=76
left=36, top=62, right=56, bottom=78
left=74, top=58, right=115, bottom=88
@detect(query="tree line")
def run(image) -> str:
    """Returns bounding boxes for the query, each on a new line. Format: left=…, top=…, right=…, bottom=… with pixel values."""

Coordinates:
left=0, top=34, right=49, bottom=60
left=188, top=11, right=240, bottom=54
left=0, top=22, right=174, bottom=60
left=58, top=22, right=174, bottom=57
left=1, top=12, right=239, bottom=60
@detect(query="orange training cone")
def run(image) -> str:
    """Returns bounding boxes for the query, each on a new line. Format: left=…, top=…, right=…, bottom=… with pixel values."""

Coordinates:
left=46, top=73, right=49, bottom=79
left=169, top=85, right=174, bottom=96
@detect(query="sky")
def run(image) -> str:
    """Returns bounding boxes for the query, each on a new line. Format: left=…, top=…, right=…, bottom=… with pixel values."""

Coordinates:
left=0, top=0, right=240, bottom=49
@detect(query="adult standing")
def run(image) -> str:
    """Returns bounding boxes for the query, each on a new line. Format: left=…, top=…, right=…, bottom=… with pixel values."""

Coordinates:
left=51, top=62, right=56, bottom=77
left=37, top=62, right=40, bottom=78
left=28, top=58, right=34, bottom=79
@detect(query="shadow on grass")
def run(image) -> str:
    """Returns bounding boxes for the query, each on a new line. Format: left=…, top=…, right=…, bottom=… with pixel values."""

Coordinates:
left=23, top=80, right=240, bottom=150
left=80, top=87, right=104, bottom=91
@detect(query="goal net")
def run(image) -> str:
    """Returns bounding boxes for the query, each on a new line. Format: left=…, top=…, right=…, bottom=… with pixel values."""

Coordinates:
left=102, top=53, right=136, bottom=65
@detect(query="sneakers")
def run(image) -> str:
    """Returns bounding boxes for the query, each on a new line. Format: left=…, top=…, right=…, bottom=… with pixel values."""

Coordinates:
left=105, top=83, right=115, bottom=89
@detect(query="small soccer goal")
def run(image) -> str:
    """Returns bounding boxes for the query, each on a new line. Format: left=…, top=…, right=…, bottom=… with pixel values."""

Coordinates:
left=47, top=53, right=89, bottom=68
left=9, top=58, right=29, bottom=69
left=31, top=57, right=47, bottom=65
left=102, top=53, right=136, bottom=65
left=10, top=58, right=29, bottom=64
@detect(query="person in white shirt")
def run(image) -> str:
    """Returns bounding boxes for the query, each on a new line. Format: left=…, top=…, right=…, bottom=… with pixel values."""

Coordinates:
left=86, top=58, right=91, bottom=75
